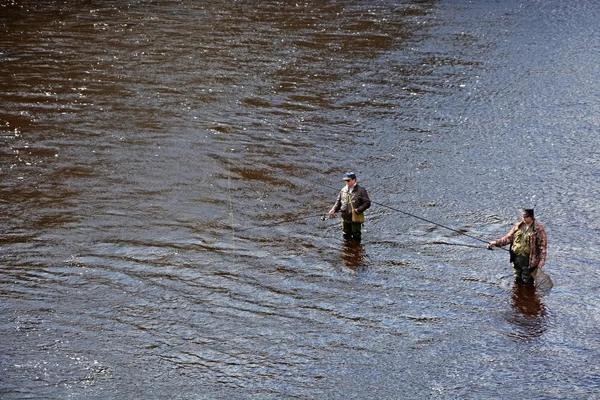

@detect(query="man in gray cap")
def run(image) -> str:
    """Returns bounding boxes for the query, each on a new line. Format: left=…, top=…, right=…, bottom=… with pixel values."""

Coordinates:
left=328, top=172, right=371, bottom=241
left=488, top=208, right=547, bottom=284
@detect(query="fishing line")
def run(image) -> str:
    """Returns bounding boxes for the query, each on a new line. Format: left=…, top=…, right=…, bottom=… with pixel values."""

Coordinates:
left=236, top=213, right=329, bottom=232
left=227, top=151, right=235, bottom=238
left=298, top=176, right=508, bottom=251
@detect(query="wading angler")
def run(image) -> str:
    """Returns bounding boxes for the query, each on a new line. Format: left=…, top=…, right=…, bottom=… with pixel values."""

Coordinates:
left=328, top=172, right=371, bottom=241
left=488, top=208, right=548, bottom=284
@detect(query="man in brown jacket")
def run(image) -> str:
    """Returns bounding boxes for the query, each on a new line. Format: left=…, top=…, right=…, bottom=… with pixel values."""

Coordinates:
left=328, top=172, right=371, bottom=241
left=488, top=208, right=547, bottom=284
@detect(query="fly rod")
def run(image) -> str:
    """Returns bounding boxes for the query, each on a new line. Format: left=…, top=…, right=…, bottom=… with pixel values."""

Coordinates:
left=370, top=200, right=491, bottom=246
left=236, top=213, right=328, bottom=232
left=372, top=199, right=508, bottom=252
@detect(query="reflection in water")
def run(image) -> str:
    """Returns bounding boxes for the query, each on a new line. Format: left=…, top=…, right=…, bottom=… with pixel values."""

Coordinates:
left=507, top=283, right=547, bottom=340
left=340, top=239, right=366, bottom=270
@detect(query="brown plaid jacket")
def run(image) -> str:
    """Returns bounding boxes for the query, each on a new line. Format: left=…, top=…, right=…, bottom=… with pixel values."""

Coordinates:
left=492, top=220, right=547, bottom=268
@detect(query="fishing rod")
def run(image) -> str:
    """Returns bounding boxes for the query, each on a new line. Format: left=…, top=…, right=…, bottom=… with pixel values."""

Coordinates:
left=299, top=176, right=508, bottom=251
left=370, top=200, right=490, bottom=244
left=235, top=213, right=329, bottom=232
left=372, top=199, right=509, bottom=252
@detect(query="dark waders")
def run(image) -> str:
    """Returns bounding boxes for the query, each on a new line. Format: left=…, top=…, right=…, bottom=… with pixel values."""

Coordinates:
left=342, top=220, right=362, bottom=241
left=513, top=255, right=536, bottom=284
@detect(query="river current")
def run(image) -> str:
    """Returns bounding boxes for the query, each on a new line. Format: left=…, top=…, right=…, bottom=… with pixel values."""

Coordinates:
left=1, top=1, right=599, bottom=398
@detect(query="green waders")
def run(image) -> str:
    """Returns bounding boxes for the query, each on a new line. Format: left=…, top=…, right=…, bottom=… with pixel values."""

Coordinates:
left=513, top=254, right=535, bottom=284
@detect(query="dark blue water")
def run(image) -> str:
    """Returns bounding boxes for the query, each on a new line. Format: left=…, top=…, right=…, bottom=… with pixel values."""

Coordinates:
left=1, top=1, right=599, bottom=398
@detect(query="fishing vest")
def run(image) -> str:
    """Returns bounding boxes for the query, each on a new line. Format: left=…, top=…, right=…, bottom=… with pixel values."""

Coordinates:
left=511, top=223, right=533, bottom=257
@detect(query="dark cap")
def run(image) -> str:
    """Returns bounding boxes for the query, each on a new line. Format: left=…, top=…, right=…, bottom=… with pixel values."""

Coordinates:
left=343, top=172, right=357, bottom=181
left=522, top=208, right=534, bottom=218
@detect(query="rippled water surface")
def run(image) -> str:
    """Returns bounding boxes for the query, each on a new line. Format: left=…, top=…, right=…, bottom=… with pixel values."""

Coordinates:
left=1, top=0, right=599, bottom=398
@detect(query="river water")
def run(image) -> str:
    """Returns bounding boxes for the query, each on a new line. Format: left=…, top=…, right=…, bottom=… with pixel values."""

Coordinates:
left=1, top=0, right=599, bottom=398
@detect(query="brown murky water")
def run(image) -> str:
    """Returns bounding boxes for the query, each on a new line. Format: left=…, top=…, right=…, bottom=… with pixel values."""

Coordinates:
left=1, top=1, right=599, bottom=398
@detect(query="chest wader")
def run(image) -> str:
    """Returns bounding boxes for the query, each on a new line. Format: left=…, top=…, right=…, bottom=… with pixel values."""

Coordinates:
left=342, top=220, right=362, bottom=241
left=342, top=192, right=362, bottom=241
left=510, top=223, right=536, bottom=284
